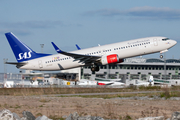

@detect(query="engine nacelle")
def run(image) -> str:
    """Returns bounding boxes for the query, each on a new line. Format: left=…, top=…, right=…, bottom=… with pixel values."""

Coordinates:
left=101, top=54, right=122, bottom=65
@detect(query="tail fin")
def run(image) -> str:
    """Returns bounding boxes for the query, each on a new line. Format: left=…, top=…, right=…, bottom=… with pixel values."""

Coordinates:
left=5, top=32, right=51, bottom=62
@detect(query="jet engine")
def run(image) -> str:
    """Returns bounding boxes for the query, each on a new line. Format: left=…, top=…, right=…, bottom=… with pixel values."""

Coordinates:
left=101, top=54, right=123, bottom=65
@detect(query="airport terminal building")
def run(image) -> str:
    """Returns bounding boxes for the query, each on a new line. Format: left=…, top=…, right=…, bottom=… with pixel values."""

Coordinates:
left=1, top=57, right=180, bottom=82
left=82, top=58, right=180, bottom=81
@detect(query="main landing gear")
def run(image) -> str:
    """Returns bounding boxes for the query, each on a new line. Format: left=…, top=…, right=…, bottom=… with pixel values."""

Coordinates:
left=91, top=64, right=99, bottom=72
left=91, top=66, right=99, bottom=72
left=90, top=64, right=99, bottom=81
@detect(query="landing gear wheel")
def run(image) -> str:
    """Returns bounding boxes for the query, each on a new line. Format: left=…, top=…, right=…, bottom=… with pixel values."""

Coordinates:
left=91, top=66, right=99, bottom=72
left=160, top=55, right=163, bottom=59
left=91, top=67, right=95, bottom=72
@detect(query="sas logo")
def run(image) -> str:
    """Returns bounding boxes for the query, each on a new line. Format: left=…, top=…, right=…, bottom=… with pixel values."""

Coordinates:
left=18, top=52, right=32, bottom=60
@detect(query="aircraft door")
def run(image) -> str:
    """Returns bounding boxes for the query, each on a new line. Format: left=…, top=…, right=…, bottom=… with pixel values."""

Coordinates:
left=38, top=60, right=43, bottom=68
left=153, top=39, right=158, bottom=46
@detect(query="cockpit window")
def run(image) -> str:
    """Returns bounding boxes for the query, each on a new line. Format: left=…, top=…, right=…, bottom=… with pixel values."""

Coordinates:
left=162, top=38, right=170, bottom=41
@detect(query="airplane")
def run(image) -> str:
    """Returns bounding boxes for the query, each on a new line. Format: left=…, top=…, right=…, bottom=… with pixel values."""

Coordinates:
left=5, top=32, right=177, bottom=72
left=77, top=79, right=97, bottom=85
left=97, top=81, right=125, bottom=86
left=125, top=75, right=154, bottom=86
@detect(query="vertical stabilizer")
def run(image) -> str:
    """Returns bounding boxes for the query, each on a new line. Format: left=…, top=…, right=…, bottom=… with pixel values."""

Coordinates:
left=5, top=32, right=51, bottom=62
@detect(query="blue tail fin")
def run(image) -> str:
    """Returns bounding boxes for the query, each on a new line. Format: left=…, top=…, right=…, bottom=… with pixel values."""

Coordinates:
left=5, top=32, right=51, bottom=62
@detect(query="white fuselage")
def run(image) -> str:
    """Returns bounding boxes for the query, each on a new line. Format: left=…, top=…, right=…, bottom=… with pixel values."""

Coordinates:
left=20, top=36, right=176, bottom=71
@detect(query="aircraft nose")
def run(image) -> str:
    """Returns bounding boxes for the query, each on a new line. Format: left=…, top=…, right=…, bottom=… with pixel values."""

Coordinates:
left=172, top=40, right=177, bottom=46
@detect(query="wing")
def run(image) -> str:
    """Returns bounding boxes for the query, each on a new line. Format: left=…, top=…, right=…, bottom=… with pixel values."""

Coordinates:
left=5, top=62, right=27, bottom=65
left=51, top=42, right=101, bottom=64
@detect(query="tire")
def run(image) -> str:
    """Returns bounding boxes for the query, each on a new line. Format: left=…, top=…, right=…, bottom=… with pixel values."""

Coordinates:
left=91, top=67, right=95, bottom=72
left=160, top=55, right=163, bottom=59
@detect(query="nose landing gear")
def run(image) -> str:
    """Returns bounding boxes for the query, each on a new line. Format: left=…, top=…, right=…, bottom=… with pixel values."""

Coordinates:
left=160, top=54, right=163, bottom=59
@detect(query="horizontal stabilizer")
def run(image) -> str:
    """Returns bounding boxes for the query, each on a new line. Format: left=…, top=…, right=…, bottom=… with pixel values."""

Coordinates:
left=5, top=62, right=27, bottom=65
left=6, top=62, right=27, bottom=68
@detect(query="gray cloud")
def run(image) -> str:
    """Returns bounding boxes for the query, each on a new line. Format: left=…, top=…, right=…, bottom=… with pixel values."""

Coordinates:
left=0, top=20, right=83, bottom=36
left=0, top=29, right=31, bottom=36
left=84, top=6, right=180, bottom=20
left=84, top=9, right=122, bottom=16
left=0, top=20, right=64, bottom=36
left=0, top=20, right=63, bottom=29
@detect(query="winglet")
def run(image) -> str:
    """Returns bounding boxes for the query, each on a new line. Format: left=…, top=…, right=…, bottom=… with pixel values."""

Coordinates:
left=76, top=44, right=81, bottom=50
left=51, top=42, right=62, bottom=53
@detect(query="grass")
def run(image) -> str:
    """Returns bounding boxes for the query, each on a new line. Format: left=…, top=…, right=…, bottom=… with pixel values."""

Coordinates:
left=39, top=104, right=44, bottom=107
left=0, top=86, right=180, bottom=99
left=0, top=86, right=163, bottom=96
left=0, top=88, right=126, bottom=96
left=57, top=91, right=180, bottom=99
left=36, top=113, right=42, bottom=116
left=14, top=104, right=21, bottom=109
left=159, top=87, right=180, bottom=99
left=39, top=98, right=51, bottom=103
left=48, top=115, right=65, bottom=120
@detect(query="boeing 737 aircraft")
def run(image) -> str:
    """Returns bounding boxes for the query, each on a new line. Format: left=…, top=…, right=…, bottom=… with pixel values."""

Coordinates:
left=5, top=32, right=177, bottom=72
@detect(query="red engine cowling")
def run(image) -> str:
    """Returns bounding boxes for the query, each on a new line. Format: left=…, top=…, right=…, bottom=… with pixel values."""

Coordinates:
left=101, top=54, right=122, bottom=65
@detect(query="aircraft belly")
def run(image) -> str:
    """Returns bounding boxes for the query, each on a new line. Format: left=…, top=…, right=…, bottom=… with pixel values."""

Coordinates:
left=43, top=60, right=84, bottom=71
left=19, top=62, right=39, bottom=70
left=61, top=61, right=84, bottom=69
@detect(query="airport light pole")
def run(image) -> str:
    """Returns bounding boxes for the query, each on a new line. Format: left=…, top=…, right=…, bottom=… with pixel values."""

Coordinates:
left=40, top=44, right=44, bottom=83
left=40, top=44, right=44, bottom=53
left=3, top=58, right=8, bottom=85
left=164, top=52, right=167, bottom=80
left=19, top=70, right=24, bottom=87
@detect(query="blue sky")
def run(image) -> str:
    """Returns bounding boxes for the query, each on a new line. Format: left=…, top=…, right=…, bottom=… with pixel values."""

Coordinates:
left=1, top=0, right=180, bottom=73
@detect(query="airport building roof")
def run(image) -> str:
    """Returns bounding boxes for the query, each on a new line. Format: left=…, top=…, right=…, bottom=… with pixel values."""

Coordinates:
left=124, top=58, right=180, bottom=63
left=119, top=58, right=180, bottom=66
